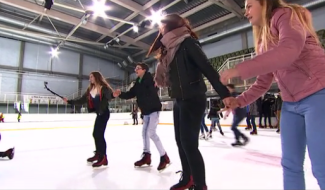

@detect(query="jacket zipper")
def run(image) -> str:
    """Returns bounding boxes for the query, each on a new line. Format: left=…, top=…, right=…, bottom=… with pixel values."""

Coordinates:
left=175, top=57, right=184, bottom=100
left=296, top=65, right=312, bottom=80
left=276, top=73, right=295, bottom=101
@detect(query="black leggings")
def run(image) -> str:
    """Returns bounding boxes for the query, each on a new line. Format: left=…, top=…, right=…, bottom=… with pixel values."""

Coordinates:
left=173, top=95, right=207, bottom=187
left=93, top=110, right=110, bottom=155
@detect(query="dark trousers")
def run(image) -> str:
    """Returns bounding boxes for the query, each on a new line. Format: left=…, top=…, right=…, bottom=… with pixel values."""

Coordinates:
left=231, top=113, right=246, bottom=141
left=133, top=117, right=138, bottom=125
left=200, top=113, right=209, bottom=133
left=264, top=111, right=272, bottom=127
left=250, top=116, right=257, bottom=130
left=93, top=110, right=110, bottom=155
left=246, top=113, right=251, bottom=127
left=173, top=95, right=207, bottom=187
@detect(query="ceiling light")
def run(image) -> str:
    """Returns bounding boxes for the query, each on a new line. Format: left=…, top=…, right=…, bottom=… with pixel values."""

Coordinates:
left=148, top=9, right=165, bottom=26
left=133, top=25, right=139, bottom=33
left=50, top=47, right=59, bottom=57
left=89, top=0, right=110, bottom=17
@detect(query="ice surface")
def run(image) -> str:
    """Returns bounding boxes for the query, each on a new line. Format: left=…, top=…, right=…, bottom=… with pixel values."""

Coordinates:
left=0, top=121, right=319, bottom=189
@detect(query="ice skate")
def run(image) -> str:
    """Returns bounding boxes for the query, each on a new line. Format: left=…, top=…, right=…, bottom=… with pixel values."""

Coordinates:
left=87, top=151, right=99, bottom=163
left=199, top=134, right=206, bottom=140
left=0, top=147, right=15, bottom=160
left=157, top=153, right=171, bottom=172
left=92, top=154, right=108, bottom=168
left=170, top=170, right=194, bottom=190
left=134, top=152, right=152, bottom=168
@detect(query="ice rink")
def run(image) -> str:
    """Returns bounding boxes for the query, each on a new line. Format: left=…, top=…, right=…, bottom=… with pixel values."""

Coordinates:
left=0, top=120, right=319, bottom=189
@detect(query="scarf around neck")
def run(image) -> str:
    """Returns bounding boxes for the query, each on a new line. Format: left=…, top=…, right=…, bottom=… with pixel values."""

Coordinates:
left=154, top=26, right=190, bottom=87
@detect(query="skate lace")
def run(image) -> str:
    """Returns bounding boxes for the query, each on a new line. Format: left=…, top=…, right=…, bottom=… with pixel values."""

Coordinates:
left=176, top=170, right=183, bottom=182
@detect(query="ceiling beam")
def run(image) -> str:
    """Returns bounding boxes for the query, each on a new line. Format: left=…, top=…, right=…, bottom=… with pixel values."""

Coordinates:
left=212, top=0, right=244, bottom=18
left=96, top=0, right=159, bottom=42
left=123, top=0, right=213, bottom=47
left=0, top=0, right=150, bottom=49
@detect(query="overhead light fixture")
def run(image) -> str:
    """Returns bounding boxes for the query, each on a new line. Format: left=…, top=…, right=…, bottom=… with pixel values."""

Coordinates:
left=147, top=9, right=166, bottom=26
left=89, top=0, right=110, bottom=17
left=50, top=47, right=59, bottom=57
left=133, top=25, right=139, bottom=33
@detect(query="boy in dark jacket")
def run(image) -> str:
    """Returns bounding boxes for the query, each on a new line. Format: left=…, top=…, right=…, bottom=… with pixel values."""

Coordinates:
left=114, top=63, right=170, bottom=171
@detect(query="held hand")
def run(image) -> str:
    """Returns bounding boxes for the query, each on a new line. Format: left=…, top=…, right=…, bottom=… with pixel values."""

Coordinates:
left=63, top=98, right=68, bottom=103
left=219, top=68, right=240, bottom=85
left=113, top=89, right=121, bottom=97
left=222, top=97, right=239, bottom=109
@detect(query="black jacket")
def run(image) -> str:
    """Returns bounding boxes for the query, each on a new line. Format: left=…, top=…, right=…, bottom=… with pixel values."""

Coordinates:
left=119, top=72, right=161, bottom=115
left=167, top=37, right=230, bottom=100
left=207, top=106, right=223, bottom=119
left=68, top=86, right=113, bottom=115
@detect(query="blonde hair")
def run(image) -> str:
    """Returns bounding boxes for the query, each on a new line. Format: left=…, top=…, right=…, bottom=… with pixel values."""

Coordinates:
left=252, top=0, right=320, bottom=54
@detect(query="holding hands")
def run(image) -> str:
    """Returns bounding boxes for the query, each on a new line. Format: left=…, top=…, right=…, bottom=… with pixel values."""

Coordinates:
left=219, top=68, right=240, bottom=85
left=113, top=89, right=121, bottom=97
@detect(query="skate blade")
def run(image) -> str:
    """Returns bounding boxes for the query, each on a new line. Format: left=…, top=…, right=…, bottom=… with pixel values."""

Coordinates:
left=134, top=164, right=152, bottom=168
left=158, top=162, right=172, bottom=173
left=92, top=165, right=108, bottom=170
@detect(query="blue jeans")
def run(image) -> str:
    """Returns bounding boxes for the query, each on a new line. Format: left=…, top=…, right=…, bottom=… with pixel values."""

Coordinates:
left=200, top=113, right=209, bottom=133
left=142, top=111, right=166, bottom=156
left=210, top=117, right=222, bottom=132
left=281, top=88, right=325, bottom=189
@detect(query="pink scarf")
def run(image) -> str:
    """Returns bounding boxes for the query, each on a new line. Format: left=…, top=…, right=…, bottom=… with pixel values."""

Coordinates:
left=154, top=26, right=190, bottom=87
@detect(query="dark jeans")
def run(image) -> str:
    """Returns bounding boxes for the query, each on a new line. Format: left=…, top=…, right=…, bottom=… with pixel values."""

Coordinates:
left=93, top=109, right=110, bottom=155
left=173, top=95, right=207, bottom=187
left=200, top=113, right=209, bottom=133
left=133, top=117, right=138, bottom=125
left=231, top=113, right=246, bottom=141
left=250, top=115, right=257, bottom=130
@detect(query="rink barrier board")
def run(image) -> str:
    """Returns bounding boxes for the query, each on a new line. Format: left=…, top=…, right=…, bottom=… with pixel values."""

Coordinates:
left=0, top=111, right=277, bottom=131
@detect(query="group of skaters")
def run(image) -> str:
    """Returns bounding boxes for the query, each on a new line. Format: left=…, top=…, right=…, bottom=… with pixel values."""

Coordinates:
left=3, top=0, right=325, bottom=189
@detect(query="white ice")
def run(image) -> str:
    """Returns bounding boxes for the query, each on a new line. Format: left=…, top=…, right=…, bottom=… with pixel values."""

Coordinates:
left=0, top=120, right=319, bottom=189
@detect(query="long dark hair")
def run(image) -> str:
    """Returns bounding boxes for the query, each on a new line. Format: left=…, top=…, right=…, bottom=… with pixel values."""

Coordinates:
left=87, top=71, right=113, bottom=93
left=147, top=13, right=198, bottom=59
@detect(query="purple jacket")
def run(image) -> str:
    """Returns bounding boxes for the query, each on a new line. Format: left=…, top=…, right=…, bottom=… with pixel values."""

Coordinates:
left=236, top=8, right=325, bottom=107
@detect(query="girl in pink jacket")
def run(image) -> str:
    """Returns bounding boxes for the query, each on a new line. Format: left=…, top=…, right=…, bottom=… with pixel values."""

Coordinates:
left=220, top=0, right=325, bottom=189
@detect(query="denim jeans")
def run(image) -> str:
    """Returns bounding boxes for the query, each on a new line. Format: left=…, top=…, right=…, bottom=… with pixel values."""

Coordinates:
left=281, top=88, right=325, bottom=189
left=200, top=113, right=209, bottom=133
left=142, top=111, right=166, bottom=156
left=210, top=117, right=222, bottom=132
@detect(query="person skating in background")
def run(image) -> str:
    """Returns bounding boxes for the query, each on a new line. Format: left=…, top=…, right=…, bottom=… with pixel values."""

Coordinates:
left=244, top=105, right=252, bottom=130
left=0, top=112, right=4, bottom=123
left=131, top=108, right=138, bottom=125
left=113, top=63, right=170, bottom=172
left=17, top=112, right=21, bottom=122
left=199, top=108, right=210, bottom=140
left=207, top=101, right=224, bottom=137
left=249, top=100, right=259, bottom=135
left=275, top=90, right=282, bottom=133
left=64, top=71, right=115, bottom=168
left=225, top=84, right=249, bottom=146
left=0, top=133, right=14, bottom=160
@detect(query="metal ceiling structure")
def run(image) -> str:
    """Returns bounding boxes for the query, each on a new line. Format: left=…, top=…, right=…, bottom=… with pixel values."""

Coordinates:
left=0, top=0, right=319, bottom=72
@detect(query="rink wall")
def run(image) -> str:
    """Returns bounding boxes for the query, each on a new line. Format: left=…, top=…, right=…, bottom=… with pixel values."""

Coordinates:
left=0, top=111, right=277, bottom=128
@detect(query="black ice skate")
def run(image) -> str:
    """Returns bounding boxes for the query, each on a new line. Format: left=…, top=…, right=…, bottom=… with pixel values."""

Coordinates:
left=134, top=152, right=151, bottom=168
